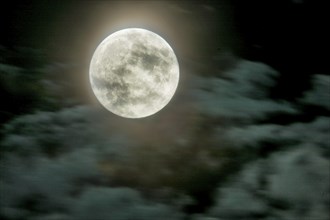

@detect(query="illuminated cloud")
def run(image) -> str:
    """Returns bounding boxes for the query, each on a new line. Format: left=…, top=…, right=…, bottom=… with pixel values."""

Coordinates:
left=0, top=105, right=183, bottom=220
left=72, top=187, right=183, bottom=220
left=192, top=60, right=296, bottom=121
left=301, top=74, right=330, bottom=110
left=197, top=146, right=329, bottom=220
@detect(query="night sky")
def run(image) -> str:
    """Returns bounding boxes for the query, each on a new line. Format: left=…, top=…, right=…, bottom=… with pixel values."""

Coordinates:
left=2, top=0, right=328, bottom=101
left=1, top=1, right=329, bottom=220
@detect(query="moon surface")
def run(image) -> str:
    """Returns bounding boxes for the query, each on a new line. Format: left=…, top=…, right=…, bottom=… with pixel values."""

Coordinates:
left=89, top=28, right=179, bottom=118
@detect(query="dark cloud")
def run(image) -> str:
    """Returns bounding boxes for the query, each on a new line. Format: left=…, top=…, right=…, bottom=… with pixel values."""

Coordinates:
left=0, top=62, right=45, bottom=124
left=72, top=187, right=183, bottom=220
left=191, top=60, right=296, bottom=122
left=198, top=146, right=330, bottom=220
left=301, top=74, right=330, bottom=110
left=0, top=105, right=183, bottom=220
left=220, top=116, right=330, bottom=153
left=184, top=59, right=329, bottom=220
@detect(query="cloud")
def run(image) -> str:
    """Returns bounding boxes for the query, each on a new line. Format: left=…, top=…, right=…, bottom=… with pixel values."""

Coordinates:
left=198, top=146, right=329, bottom=220
left=28, top=213, right=71, bottom=220
left=220, top=124, right=282, bottom=148
left=0, top=148, right=101, bottom=213
left=202, top=5, right=216, bottom=12
left=0, top=47, right=83, bottom=124
left=72, top=187, right=183, bottom=220
left=0, top=105, right=184, bottom=220
left=1, top=106, right=133, bottom=159
left=186, top=59, right=329, bottom=219
left=277, top=116, right=330, bottom=151
left=220, top=116, right=330, bottom=152
left=0, top=106, right=186, bottom=220
left=0, top=63, right=44, bottom=123
left=268, top=147, right=329, bottom=206
left=301, top=74, right=330, bottom=110
left=192, top=60, right=296, bottom=122
left=167, top=3, right=192, bottom=15
left=0, top=105, right=128, bottom=218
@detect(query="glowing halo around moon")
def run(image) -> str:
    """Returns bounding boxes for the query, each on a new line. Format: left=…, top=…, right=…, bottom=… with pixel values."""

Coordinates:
left=89, top=28, right=179, bottom=118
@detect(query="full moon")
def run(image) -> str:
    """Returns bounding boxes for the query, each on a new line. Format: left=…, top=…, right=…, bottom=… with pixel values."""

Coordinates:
left=89, top=28, right=179, bottom=118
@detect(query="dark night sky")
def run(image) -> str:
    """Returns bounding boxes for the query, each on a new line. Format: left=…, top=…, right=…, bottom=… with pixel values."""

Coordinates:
left=1, top=0, right=328, bottom=99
